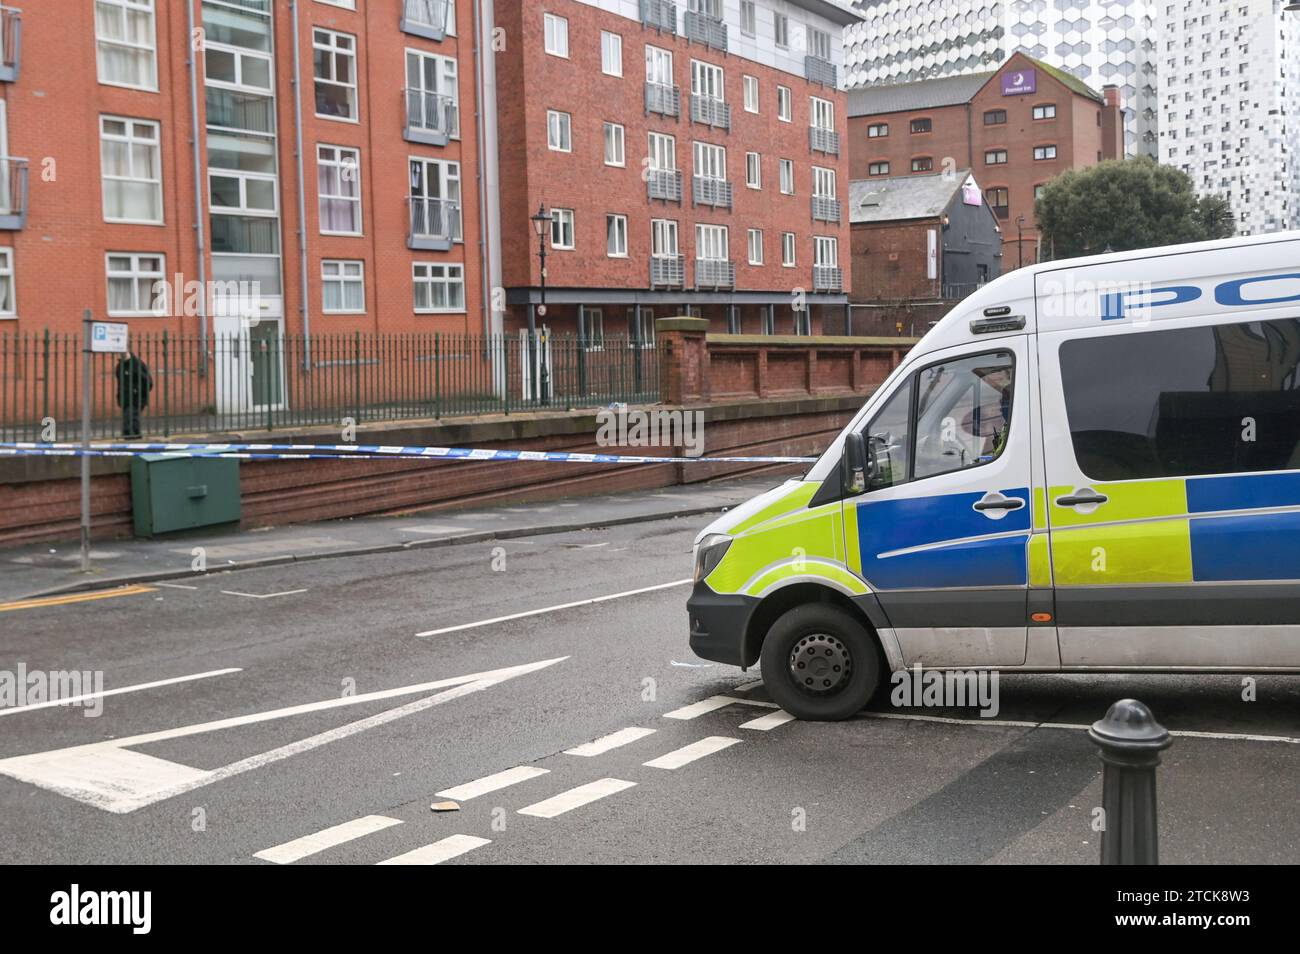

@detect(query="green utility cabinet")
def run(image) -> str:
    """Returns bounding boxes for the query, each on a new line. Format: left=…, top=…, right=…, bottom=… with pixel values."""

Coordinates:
left=130, top=454, right=241, bottom=537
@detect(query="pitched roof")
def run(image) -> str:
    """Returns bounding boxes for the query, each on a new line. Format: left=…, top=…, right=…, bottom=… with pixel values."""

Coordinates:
left=849, top=171, right=974, bottom=224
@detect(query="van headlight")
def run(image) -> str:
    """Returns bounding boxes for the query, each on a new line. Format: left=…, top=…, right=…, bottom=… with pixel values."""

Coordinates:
left=693, top=534, right=733, bottom=583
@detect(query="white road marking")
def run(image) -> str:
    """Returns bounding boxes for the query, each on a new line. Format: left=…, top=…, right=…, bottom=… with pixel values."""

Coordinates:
left=662, top=694, right=778, bottom=720
left=415, top=579, right=693, bottom=637
left=0, top=668, right=242, bottom=719
left=564, top=727, right=657, bottom=757
left=436, top=765, right=549, bottom=801
left=517, top=778, right=636, bottom=818
left=643, top=736, right=742, bottom=769
left=739, top=710, right=796, bottom=731
left=377, top=834, right=491, bottom=865
left=154, top=582, right=199, bottom=590
left=220, top=588, right=309, bottom=599
left=255, top=815, right=402, bottom=864
left=0, top=657, right=567, bottom=814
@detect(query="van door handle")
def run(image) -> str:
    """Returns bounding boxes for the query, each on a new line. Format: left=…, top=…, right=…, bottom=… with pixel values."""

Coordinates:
left=1055, top=489, right=1109, bottom=507
left=972, top=492, right=1025, bottom=513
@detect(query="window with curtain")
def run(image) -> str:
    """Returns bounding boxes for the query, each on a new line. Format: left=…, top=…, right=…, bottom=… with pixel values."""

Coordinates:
left=317, top=145, right=362, bottom=234
left=100, top=116, right=162, bottom=223
left=95, top=0, right=158, bottom=89
left=321, top=260, right=365, bottom=313
left=106, top=253, right=165, bottom=316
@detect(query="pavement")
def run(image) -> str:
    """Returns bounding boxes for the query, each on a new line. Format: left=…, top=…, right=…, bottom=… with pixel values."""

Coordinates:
left=2, top=510, right=1299, bottom=865
left=0, top=475, right=782, bottom=602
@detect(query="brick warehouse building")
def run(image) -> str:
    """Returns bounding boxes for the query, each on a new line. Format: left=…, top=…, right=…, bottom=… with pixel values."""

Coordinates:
left=494, top=0, right=860, bottom=341
left=847, top=51, right=1126, bottom=269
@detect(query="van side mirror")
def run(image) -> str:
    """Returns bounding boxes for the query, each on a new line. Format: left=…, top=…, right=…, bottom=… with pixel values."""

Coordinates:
left=844, top=432, right=869, bottom=495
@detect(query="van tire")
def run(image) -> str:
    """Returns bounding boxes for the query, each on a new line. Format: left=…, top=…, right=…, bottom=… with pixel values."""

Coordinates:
left=759, top=604, right=881, bottom=721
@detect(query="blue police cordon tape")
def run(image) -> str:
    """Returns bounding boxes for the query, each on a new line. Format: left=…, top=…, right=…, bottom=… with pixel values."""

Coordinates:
left=0, top=441, right=818, bottom=466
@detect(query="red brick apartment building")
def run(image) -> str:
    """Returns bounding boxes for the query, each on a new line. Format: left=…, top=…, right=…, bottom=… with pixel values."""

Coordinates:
left=495, top=0, right=860, bottom=339
left=847, top=51, right=1125, bottom=268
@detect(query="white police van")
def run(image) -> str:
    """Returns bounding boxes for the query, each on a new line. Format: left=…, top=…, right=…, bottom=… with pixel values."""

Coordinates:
left=688, top=232, right=1300, bottom=720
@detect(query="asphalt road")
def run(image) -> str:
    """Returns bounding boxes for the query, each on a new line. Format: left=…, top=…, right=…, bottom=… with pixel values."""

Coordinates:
left=2, top=513, right=1299, bottom=865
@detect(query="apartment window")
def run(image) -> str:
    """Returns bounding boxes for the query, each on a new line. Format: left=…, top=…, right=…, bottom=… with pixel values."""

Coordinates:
left=409, top=157, right=462, bottom=240
left=746, top=152, right=761, bottom=189
left=779, top=158, right=794, bottom=194
left=651, top=218, right=678, bottom=257
left=693, top=141, right=726, bottom=180
left=740, top=0, right=756, bottom=36
left=209, top=168, right=277, bottom=216
left=406, top=50, right=460, bottom=137
left=0, top=248, right=15, bottom=318
left=985, top=149, right=1008, bottom=165
left=810, top=96, right=834, bottom=132
left=1034, top=144, right=1058, bottom=160
left=984, top=109, right=1007, bottom=125
left=96, top=0, right=158, bottom=90
left=100, top=117, right=162, bottom=224
left=321, top=260, right=365, bottom=314
left=601, top=31, right=623, bottom=77
left=544, top=13, right=569, bottom=57
left=747, top=228, right=763, bottom=265
left=1034, top=183, right=1047, bottom=201
left=743, top=75, right=759, bottom=113
left=867, top=123, right=888, bottom=138
left=814, top=235, right=838, bottom=268
left=1032, top=103, right=1057, bottom=120
left=646, top=45, right=673, bottom=87
left=812, top=166, right=835, bottom=199
left=808, top=27, right=832, bottom=62
left=911, top=156, right=933, bottom=173
left=313, top=29, right=358, bottom=121
left=696, top=223, right=728, bottom=261
left=691, top=60, right=724, bottom=100
left=868, top=161, right=890, bottom=176
left=585, top=308, right=606, bottom=350
left=603, top=122, right=625, bottom=166
left=774, top=13, right=789, bottom=48
left=317, top=145, right=362, bottom=234
left=106, top=253, right=165, bottom=317
left=910, top=117, right=932, bottom=134
left=413, top=263, right=466, bottom=313
left=648, top=131, right=676, bottom=171
left=551, top=208, right=575, bottom=249
left=547, top=110, right=572, bottom=152
left=606, top=214, right=628, bottom=257
left=986, top=187, right=1009, bottom=217
left=781, top=232, right=796, bottom=267
left=777, top=86, right=792, bottom=122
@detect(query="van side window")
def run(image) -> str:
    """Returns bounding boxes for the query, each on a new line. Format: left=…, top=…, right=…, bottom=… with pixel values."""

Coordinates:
left=912, top=352, right=1015, bottom=480
left=1059, top=318, right=1300, bottom=480
left=864, top=377, right=913, bottom=489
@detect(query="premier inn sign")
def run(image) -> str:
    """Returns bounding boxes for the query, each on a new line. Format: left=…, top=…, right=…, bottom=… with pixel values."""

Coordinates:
left=1001, top=68, right=1037, bottom=96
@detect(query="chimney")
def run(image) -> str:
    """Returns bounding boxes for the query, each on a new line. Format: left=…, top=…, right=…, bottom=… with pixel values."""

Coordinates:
left=1103, top=84, right=1122, bottom=108
left=1100, top=85, right=1124, bottom=161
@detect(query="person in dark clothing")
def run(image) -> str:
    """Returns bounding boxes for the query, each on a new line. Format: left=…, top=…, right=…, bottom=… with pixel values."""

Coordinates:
left=114, top=352, right=153, bottom=439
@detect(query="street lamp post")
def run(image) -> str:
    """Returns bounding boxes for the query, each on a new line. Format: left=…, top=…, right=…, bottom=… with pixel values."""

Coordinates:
left=528, top=204, right=551, bottom=403
left=1015, top=215, right=1025, bottom=270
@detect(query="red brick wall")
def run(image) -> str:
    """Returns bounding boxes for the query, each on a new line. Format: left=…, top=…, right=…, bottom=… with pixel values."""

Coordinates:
left=850, top=218, right=942, bottom=301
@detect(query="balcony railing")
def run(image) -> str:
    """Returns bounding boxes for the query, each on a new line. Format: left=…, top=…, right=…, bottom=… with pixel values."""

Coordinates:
left=812, top=195, right=841, bottom=223
left=405, top=89, right=458, bottom=146
left=683, top=10, right=727, bottom=51
left=690, top=93, right=731, bottom=130
left=810, top=125, right=840, bottom=156
left=645, top=81, right=680, bottom=118
left=692, top=175, right=732, bottom=209
left=0, top=156, right=28, bottom=230
left=650, top=254, right=685, bottom=288
left=0, top=7, right=21, bottom=82
left=695, top=258, right=735, bottom=289
left=640, top=0, right=678, bottom=34
left=647, top=168, right=682, bottom=203
left=407, top=196, right=459, bottom=251
left=805, top=55, right=837, bottom=88
left=401, top=0, right=450, bottom=41
left=813, top=265, right=843, bottom=293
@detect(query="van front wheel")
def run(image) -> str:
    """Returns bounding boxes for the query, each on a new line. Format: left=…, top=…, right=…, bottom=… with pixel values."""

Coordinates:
left=759, top=604, right=881, bottom=721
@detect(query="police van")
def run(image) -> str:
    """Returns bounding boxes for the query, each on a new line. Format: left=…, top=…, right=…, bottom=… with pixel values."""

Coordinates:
left=688, top=232, right=1300, bottom=720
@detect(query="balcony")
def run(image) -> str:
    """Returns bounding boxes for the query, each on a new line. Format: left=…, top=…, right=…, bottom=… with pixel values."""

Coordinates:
left=810, top=125, right=840, bottom=156
left=401, top=0, right=450, bottom=41
left=811, top=195, right=841, bottom=223
left=0, top=157, right=28, bottom=230
left=646, top=168, right=682, bottom=203
left=690, top=93, right=731, bottom=130
left=407, top=196, right=459, bottom=251
left=813, top=265, right=843, bottom=293
left=683, top=10, right=726, bottom=51
left=805, top=55, right=837, bottom=88
left=650, top=254, right=685, bottom=289
left=640, top=0, right=677, bottom=34
left=695, top=258, right=735, bottom=289
left=0, top=7, right=20, bottom=82
left=645, top=81, right=680, bottom=118
left=691, top=175, right=732, bottom=209
left=405, top=89, right=458, bottom=146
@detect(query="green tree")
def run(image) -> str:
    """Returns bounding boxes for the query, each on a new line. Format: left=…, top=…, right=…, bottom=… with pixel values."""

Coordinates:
left=1035, top=157, right=1236, bottom=261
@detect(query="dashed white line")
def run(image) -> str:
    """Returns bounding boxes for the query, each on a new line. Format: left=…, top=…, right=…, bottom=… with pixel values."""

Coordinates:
left=377, top=834, right=491, bottom=865
left=0, top=668, right=242, bottom=719
left=662, top=694, right=777, bottom=720
left=564, top=727, right=657, bottom=757
left=436, top=765, right=549, bottom=801
left=220, top=589, right=309, bottom=600
left=255, top=815, right=402, bottom=864
left=517, top=778, right=636, bottom=818
left=739, top=710, right=796, bottom=731
left=643, top=736, right=742, bottom=770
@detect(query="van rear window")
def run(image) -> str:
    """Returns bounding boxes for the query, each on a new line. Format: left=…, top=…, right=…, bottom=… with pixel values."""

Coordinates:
left=1059, top=318, right=1300, bottom=481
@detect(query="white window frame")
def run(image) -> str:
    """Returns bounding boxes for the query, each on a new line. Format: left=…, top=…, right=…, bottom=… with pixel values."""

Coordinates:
left=810, top=96, right=835, bottom=132
left=747, top=228, right=763, bottom=265
left=606, top=213, right=628, bottom=257
left=317, top=144, right=363, bottom=236
left=740, top=0, right=756, bottom=36
left=743, top=75, right=759, bottom=113
left=693, top=141, right=727, bottom=180
left=777, top=86, right=792, bottom=123
left=551, top=208, right=575, bottom=249
left=808, top=26, right=832, bottom=61
left=544, top=12, right=569, bottom=58
left=1033, top=103, right=1057, bottom=120
left=106, top=253, right=166, bottom=317
left=691, top=60, right=724, bottom=100
left=601, top=31, right=623, bottom=77
left=604, top=122, right=626, bottom=167
left=313, top=28, right=358, bottom=122
left=812, top=165, right=836, bottom=199
left=100, top=116, right=163, bottom=225
left=408, top=156, right=463, bottom=241
left=406, top=48, right=461, bottom=139
left=95, top=0, right=158, bottom=91
left=321, top=259, right=366, bottom=315
left=814, top=236, right=838, bottom=268
left=779, top=158, right=795, bottom=195
left=547, top=109, right=572, bottom=152
left=651, top=218, right=679, bottom=257
left=695, top=223, right=729, bottom=262
left=209, top=168, right=279, bottom=217
left=781, top=232, right=796, bottom=267
left=645, top=45, right=673, bottom=86
left=745, top=152, right=762, bottom=189
left=0, top=248, right=15, bottom=318
left=412, top=262, right=467, bottom=314
left=774, top=12, right=789, bottom=48
left=648, top=132, right=676, bottom=171
left=867, top=123, right=888, bottom=138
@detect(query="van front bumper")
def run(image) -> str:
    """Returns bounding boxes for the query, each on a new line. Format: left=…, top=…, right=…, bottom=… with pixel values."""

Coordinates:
left=687, top=581, right=759, bottom=667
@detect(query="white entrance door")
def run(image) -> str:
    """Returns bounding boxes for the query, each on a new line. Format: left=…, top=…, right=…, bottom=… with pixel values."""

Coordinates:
left=212, top=292, right=285, bottom=416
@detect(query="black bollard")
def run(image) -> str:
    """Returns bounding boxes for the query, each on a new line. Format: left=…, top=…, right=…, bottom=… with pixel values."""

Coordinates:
left=1088, top=698, right=1172, bottom=865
